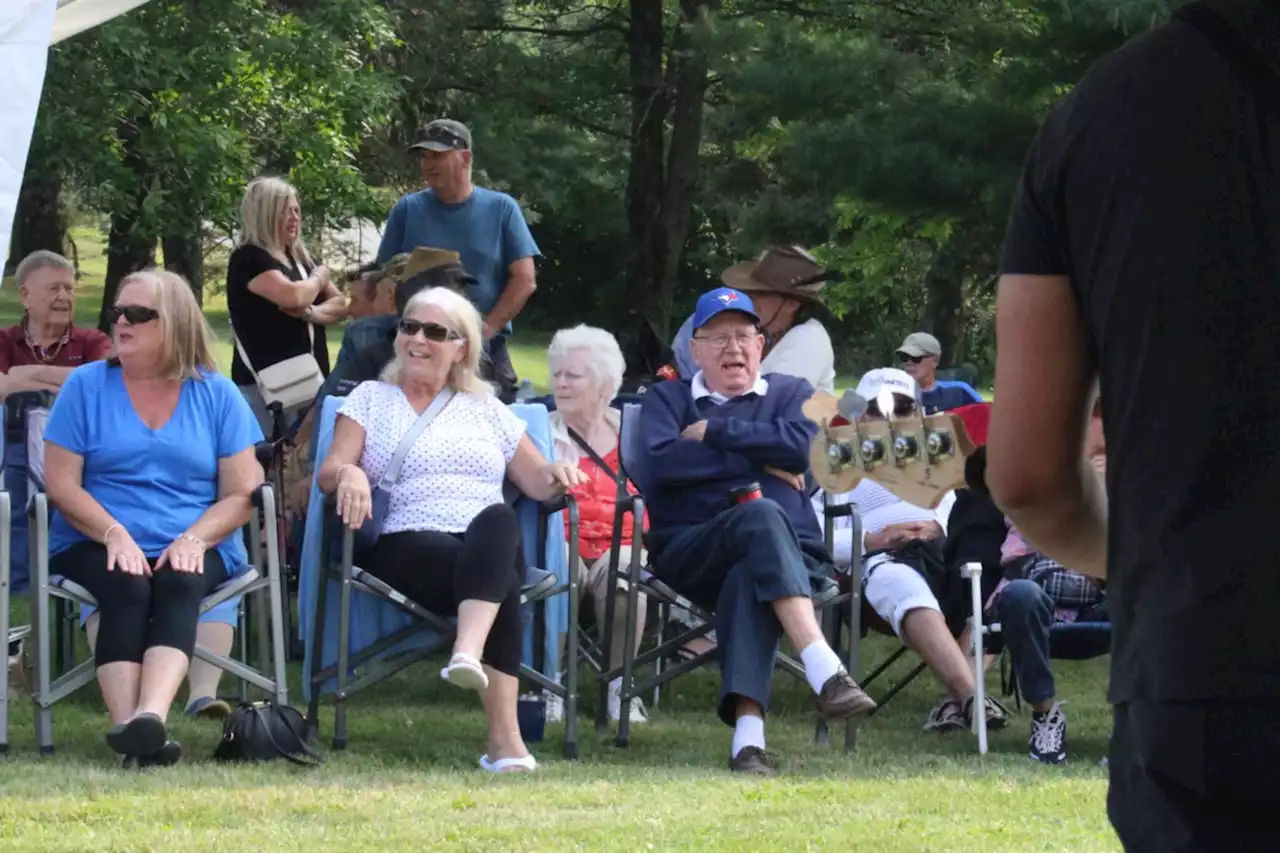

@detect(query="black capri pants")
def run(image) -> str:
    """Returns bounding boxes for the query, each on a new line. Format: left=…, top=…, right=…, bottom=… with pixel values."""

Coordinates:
left=359, top=503, right=524, bottom=676
left=50, top=541, right=230, bottom=666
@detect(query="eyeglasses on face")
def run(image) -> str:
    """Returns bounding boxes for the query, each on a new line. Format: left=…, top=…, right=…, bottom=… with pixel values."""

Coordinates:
left=896, top=353, right=927, bottom=365
left=398, top=318, right=460, bottom=342
left=108, top=304, right=160, bottom=325
left=694, top=332, right=757, bottom=350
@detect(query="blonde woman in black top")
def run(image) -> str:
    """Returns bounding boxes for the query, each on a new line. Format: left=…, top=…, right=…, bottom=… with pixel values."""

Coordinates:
left=226, top=176, right=345, bottom=433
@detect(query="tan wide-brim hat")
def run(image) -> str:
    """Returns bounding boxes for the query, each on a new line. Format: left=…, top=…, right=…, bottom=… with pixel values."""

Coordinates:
left=720, top=245, right=834, bottom=313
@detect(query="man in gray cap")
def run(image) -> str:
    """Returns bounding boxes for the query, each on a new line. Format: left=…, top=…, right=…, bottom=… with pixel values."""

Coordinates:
left=895, top=331, right=982, bottom=414
left=375, top=118, right=540, bottom=402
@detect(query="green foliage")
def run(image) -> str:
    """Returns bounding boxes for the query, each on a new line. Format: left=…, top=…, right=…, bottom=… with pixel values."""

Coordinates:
left=35, top=0, right=398, bottom=254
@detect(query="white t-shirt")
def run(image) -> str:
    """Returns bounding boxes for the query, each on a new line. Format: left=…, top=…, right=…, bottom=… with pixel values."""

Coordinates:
left=812, top=481, right=957, bottom=569
left=762, top=318, right=836, bottom=394
left=338, top=381, right=526, bottom=534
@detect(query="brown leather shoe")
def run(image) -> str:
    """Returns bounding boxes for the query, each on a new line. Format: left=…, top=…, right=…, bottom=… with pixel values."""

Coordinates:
left=729, top=745, right=776, bottom=776
left=816, top=671, right=877, bottom=720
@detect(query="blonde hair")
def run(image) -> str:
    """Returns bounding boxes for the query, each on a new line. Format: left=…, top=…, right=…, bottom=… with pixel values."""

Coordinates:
left=380, top=287, right=489, bottom=395
left=237, top=176, right=314, bottom=268
left=114, top=269, right=219, bottom=381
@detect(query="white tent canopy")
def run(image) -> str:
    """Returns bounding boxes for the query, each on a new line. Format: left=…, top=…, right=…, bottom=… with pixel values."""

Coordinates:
left=0, top=0, right=153, bottom=277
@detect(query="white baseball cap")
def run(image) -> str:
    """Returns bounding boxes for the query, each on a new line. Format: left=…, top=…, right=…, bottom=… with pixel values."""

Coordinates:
left=855, top=367, right=917, bottom=414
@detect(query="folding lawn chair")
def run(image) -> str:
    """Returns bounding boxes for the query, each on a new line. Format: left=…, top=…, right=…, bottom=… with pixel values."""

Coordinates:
left=599, top=402, right=860, bottom=752
left=28, top=483, right=290, bottom=754
left=299, top=395, right=583, bottom=758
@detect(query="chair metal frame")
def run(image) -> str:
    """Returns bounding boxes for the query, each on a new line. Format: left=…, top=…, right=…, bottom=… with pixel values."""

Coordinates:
left=28, top=484, right=290, bottom=754
left=305, top=493, right=583, bottom=758
left=599, top=402, right=862, bottom=752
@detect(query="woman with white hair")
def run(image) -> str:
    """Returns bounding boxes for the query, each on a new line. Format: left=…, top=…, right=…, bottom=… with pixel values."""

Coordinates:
left=547, top=324, right=649, bottom=724
left=318, top=287, right=586, bottom=773
left=227, top=176, right=346, bottom=433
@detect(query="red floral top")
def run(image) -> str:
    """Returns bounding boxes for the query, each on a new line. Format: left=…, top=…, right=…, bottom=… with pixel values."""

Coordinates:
left=564, top=448, right=647, bottom=562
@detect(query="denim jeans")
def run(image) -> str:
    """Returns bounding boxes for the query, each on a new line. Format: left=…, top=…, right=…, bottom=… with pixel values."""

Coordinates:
left=652, top=499, right=827, bottom=726
left=996, top=578, right=1110, bottom=704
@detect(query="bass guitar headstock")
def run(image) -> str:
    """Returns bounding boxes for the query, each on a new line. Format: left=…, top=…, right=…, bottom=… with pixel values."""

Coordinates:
left=803, top=388, right=977, bottom=508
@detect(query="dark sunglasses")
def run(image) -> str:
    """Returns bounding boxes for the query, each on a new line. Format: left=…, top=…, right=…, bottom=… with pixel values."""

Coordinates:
left=398, top=318, right=459, bottom=342
left=108, top=304, right=160, bottom=325
left=896, top=353, right=926, bottom=365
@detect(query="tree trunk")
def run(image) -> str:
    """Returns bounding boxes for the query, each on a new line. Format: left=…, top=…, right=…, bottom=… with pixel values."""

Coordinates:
left=162, top=232, right=204, bottom=303
left=101, top=210, right=157, bottom=333
left=921, top=231, right=971, bottom=368
left=657, top=1, right=713, bottom=336
left=624, top=0, right=668, bottom=339
left=7, top=162, right=66, bottom=275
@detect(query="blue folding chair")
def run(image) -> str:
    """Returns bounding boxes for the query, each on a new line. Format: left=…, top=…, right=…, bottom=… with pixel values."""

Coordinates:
left=300, top=395, right=582, bottom=758
left=601, top=402, right=859, bottom=751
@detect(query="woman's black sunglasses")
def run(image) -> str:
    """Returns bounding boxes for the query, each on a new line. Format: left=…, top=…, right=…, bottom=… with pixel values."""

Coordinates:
left=398, top=318, right=459, bottom=342
left=108, top=304, right=160, bottom=325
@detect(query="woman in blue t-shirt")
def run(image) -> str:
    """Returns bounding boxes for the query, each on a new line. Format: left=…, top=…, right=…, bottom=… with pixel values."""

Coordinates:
left=43, top=270, right=264, bottom=767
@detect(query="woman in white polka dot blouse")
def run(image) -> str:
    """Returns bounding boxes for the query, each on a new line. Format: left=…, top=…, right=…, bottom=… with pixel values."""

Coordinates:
left=317, top=286, right=587, bottom=774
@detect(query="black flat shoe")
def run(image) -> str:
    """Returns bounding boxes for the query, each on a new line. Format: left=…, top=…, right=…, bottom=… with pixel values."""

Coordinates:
left=122, top=740, right=183, bottom=769
left=106, top=712, right=167, bottom=757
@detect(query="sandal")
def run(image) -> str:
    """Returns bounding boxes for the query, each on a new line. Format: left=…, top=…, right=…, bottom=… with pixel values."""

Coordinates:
left=440, top=653, right=488, bottom=692
left=184, top=696, right=232, bottom=720
left=479, top=753, right=537, bottom=773
left=105, top=712, right=167, bottom=757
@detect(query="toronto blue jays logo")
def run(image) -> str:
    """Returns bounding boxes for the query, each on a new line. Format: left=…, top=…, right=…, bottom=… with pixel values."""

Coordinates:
left=717, top=291, right=739, bottom=304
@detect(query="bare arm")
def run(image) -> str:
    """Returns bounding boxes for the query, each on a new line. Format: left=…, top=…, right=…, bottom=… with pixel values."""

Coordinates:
left=506, top=434, right=562, bottom=503
left=285, top=280, right=348, bottom=325
left=44, top=444, right=120, bottom=543
left=8, top=364, right=74, bottom=386
left=317, top=414, right=367, bottom=493
left=483, top=257, right=537, bottom=337
left=247, top=268, right=327, bottom=312
left=0, top=371, right=63, bottom=399
left=986, top=274, right=1107, bottom=578
left=181, top=447, right=264, bottom=546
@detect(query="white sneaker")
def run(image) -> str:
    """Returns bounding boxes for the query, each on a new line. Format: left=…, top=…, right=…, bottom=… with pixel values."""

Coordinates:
left=608, top=678, right=648, bottom=724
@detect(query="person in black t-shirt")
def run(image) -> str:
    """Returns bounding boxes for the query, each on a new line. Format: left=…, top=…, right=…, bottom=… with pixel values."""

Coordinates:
left=987, top=2, right=1280, bottom=850
left=226, top=176, right=346, bottom=434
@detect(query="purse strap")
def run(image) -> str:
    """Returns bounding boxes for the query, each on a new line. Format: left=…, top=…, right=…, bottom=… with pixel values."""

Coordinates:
left=229, top=316, right=316, bottom=385
left=380, top=389, right=454, bottom=488
left=566, top=426, right=617, bottom=481
left=250, top=704, right=323, bottom=767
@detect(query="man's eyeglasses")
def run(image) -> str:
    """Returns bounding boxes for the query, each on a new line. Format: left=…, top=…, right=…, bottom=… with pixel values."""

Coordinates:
left=108, top=305, right=160, bottom=325
left=896, top=353, right=926, bottom=365
left=694, top=332, right=757, bottom=350
left=398, top=318, right=460, bottom=342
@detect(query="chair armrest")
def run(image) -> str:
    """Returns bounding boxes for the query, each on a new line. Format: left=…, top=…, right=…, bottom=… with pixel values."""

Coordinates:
left=250, top=482, right=277, bottom=511
left=538, top=494, right=572, bottom=515
left=825, top=503, right=855, bottom=519
left=254, top=441, right=276, bottom=471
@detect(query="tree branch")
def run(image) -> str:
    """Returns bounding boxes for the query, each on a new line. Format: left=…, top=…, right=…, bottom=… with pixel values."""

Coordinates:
left=466, top=23, right=626, bottom=38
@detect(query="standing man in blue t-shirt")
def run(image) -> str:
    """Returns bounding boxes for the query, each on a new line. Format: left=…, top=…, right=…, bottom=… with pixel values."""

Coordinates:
left=376, top=118, right=540, bottom=401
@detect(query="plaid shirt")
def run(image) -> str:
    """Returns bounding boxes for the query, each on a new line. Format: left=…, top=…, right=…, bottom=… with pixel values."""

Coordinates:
left=987, top=554, right=1105, bottom=623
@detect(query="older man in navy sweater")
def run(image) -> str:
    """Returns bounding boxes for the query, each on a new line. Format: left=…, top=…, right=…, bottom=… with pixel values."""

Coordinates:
left=638, top=287, right=876, bottom=775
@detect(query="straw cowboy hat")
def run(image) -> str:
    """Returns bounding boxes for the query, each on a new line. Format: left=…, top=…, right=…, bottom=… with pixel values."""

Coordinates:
left=719, top=245, right=838, bottom=312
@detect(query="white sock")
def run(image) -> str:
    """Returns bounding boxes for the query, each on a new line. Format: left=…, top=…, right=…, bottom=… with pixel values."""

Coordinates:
left=800, top=640, right=844, bottom=694
left=731, top=714, right=766, bottom=758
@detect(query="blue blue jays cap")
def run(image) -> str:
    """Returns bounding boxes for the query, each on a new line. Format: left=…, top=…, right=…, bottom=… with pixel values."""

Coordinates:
left=692, top=287, right=760, bottom=331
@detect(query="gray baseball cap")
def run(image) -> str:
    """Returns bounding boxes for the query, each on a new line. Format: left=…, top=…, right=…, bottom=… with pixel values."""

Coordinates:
left=896, top=332, right=942, bottom=358
left=409, top=119, right=472, bottom=153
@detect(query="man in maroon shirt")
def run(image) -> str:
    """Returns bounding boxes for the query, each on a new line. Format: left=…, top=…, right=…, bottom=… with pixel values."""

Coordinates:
left=0, top=250, right=111, bottom=398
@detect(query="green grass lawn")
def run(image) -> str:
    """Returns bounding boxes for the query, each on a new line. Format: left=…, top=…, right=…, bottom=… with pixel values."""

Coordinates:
left=0, top=620, right=1118, bottom=851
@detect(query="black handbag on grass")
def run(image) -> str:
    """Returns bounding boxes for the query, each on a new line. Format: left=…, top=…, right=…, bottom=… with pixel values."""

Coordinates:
left=213, top=701, right=322, bottom=767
